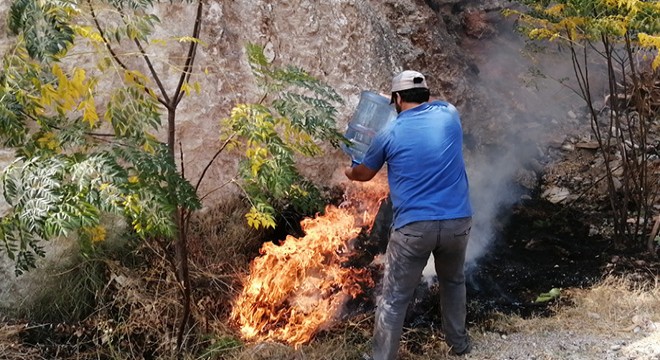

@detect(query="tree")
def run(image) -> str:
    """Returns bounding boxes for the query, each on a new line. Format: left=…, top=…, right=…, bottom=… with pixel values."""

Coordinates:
left=1, top=0, right=345, bottom=352
left=507, top=0, right=660, bottom=252
left=2, top=0, right=203, bottom=350
left=222, top=43, right=345, bottom=231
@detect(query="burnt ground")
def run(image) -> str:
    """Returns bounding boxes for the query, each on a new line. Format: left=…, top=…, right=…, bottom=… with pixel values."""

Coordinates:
left=463, top=199, right=610, bottom=322
left=347, top=196, right=660, bottom=333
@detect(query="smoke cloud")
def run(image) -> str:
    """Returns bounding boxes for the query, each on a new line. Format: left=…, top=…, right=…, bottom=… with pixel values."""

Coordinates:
left=421, top=10, right=597, bottom=283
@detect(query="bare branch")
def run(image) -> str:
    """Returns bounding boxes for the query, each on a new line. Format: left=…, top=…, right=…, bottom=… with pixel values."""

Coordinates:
left=179, top=140, right=185, bottom=178
left=174, top=0, right=204, bottom=107
left=133, top=38, right=172, bottom=106
left=194, top=133, right=236, bottom=193
left=87, top=0, right=129, bottom=71
left=198, top=179, right=233, bottom=202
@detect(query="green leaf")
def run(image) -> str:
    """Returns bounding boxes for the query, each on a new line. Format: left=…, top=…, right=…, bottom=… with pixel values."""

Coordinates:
left=8, top=0, right=76, bottom=61
left=225, top=44, right=343, bottom=228
left=534, top=288, right=561, bottom=303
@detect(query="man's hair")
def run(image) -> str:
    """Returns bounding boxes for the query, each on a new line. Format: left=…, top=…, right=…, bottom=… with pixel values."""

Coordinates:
left=392, top=88, right=430, bottom=104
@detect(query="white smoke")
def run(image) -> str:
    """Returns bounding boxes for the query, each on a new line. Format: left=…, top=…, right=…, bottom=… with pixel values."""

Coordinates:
left=421, top=9, right=599, bottom=284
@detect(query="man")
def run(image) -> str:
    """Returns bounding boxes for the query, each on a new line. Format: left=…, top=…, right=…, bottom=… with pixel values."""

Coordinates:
left=345, top=70, right=473, bottom=359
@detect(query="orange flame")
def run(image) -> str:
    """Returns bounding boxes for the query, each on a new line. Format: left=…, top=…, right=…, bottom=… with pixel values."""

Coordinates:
left=231, top=174, right=389, bottom=346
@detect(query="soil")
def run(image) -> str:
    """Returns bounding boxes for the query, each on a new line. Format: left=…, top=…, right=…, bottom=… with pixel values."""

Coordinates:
left=464, top=199, right=611, bottom=322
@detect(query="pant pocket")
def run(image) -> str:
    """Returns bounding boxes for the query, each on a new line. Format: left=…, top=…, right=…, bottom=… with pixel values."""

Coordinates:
left=452, top=218, right=472, bottom=240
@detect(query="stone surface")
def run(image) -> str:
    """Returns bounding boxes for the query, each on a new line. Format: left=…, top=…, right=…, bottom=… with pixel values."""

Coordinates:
left=131, top=0, right=476, bottom=202
left=0, top=0, right=611, bottom=311
left=0, top=0, right=480, bottom=309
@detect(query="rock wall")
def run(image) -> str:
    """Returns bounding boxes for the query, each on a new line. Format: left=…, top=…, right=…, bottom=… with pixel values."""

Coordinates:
left=163, top=0, right=476, bottom=198
left=0, top=0, right=481, bottom=309
left=0, top=0, right=480, bottom=203
left=2, top=0, right=598, bottom=308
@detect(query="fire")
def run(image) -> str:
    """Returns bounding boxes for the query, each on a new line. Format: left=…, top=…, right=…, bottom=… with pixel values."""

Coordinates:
left=231, top=174, right=389, bottom=346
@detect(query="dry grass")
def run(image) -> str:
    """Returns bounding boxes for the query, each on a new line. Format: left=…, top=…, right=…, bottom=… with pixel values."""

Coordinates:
left=0, top=324, right=42, bottom=360
left=214, top=274, right=659, bottom=360
left=464, top=275, right=660, bottom=359
left=503, top=276, right=660, bottom=335
left=2, top=197, right=658, bottom=360
left=187, top=199, right=264, bottom=270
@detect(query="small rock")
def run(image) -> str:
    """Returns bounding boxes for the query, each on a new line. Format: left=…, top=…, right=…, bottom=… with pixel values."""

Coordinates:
left=587, top=312, right=601, bottom=319
left=397, top=26, right=413, bottom=35
left=561, top=143, right=575, bottom=151
left=575, top=141, right=599, bottom=150
left=542, top=186, right=570, bottom=204
left=611, top=345, right=622, bottom=351
left=548, top=139, right=565, bottom=148
left=528, top=158, right=544, bottom=172
left=568, top=110, right=577, bottom=119
left=263, top=42, right=276, bottom=62
left=501, top=334, right=507, bottom=339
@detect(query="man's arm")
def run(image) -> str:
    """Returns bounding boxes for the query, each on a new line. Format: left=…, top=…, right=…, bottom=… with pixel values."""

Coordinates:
left=345, top=164, right=378, bottom=182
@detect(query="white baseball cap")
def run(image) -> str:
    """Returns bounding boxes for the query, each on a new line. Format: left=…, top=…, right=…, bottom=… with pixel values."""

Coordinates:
left=390, top=70, right=428, bottom=93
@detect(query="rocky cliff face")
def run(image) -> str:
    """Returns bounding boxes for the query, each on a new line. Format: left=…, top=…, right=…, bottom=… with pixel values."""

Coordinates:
left=0, top=0, right=498, bottom=204
left=162, top=0, right=477, bottom=197
left=1, top=0, right=593, bottom=307
left=0, top=0, right=484, bottom=307
left=1, top=0, right=585, bottom=209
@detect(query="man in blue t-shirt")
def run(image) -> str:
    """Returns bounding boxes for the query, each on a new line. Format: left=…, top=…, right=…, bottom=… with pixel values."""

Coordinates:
left=345, top=70, right=473, bottom=359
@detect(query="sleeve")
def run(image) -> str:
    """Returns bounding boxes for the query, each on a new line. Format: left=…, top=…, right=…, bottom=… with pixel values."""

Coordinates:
left=361, top=131, right=387, bottom=171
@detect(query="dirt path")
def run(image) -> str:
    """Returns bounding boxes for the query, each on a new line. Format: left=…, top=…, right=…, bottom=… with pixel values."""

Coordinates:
left=471, top=325, right=660, bottom=360
left=465, top=281, right=660, bottom=360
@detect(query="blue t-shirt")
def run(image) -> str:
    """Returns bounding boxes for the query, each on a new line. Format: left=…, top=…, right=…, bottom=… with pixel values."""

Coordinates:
left=361, top=100, right=473, bottom=229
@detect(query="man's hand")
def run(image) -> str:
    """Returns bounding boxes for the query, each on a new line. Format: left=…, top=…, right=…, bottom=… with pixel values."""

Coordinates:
left=345, top=163, right=378, bottom=182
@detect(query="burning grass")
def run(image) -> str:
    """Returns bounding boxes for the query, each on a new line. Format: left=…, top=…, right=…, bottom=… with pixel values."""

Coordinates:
left=217, top=274, right=659, bottom=359
left=230, top=176, right=389, bottom=347
left=1, top=182, right=658, bottom=360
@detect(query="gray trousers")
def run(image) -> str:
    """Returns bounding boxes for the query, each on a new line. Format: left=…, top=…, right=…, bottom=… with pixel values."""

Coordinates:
left=373, top=218, right=472, bottom=360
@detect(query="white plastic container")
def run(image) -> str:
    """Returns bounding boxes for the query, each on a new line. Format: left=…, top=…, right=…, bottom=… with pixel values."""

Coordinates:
left=341, top=91, right=397, bottom=164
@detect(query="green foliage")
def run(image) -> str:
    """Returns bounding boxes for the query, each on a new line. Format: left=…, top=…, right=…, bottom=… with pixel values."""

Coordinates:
left=8, top=0, right=76, bottom=61
left=107, top=0, right=154, bottom=9
left=0, top=144, right=200, bottom=274
left=105, top=11, right=160, bottom=43
left=222, top=44, right=345, bottom=229
left=508, top=0, right=660, bottom=249
left=197, top=335, right=243, bottom=359
left=105, top=85, right=162, bottom=141
left=507, top=0, right=660, bottom=66
left=534, top=287, right=561, bottom=303
left=0, top=0, right=201, bottom=274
